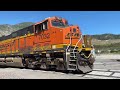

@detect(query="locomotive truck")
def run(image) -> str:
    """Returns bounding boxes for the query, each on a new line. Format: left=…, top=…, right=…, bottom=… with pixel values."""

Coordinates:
left=0, top=16, right=95, bottom=73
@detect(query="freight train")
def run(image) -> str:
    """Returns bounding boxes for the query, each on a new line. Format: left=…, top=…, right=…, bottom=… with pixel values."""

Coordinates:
left=0, top=16, right=95, bottom=73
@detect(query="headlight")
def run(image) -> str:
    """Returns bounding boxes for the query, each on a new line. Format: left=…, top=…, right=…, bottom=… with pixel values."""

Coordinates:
left=82, top=44, right=85, bottom=48
left=52, top=45, right=56, bottom=49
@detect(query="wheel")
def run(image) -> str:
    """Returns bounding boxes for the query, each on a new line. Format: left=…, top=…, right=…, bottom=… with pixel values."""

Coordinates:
left=40, top=62, right=48, bottom=70
left=25, top=58, right=36, bottom=69
left=56, top=59, right=65, bottom=71
left=56, top=63, right=65, bottom=71
left=28, top=62, right=35, bottom=69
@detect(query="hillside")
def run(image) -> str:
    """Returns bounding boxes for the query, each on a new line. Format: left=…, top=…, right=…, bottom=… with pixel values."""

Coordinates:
left=0, top=22, right=34, bottom=36
left=91, top=34, right=120, bottom=40
left=91, top=34, right=120, bottom=54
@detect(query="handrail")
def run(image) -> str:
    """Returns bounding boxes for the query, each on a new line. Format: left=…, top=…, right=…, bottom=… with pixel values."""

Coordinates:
left=73, top=34, right=82, bottom=58
left=66, top=29, right=72, bottom=64
left=66, top=33, right=72, bottom=52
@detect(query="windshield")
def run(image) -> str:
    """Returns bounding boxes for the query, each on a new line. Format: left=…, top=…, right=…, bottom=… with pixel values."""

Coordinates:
left=52, top=20, right=68, bottom=27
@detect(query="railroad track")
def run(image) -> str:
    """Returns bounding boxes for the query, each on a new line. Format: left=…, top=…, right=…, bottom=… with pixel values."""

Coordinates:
left=72, top=69, right=120, bottom=79
left=0, top=61, right=120, bottom=79
left=0, top=67, right=120, bottom=79
left=38, top=68, right=120, bottom=79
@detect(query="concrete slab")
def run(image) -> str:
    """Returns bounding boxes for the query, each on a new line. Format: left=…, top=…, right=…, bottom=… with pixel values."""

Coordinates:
left=88, top=71, right=112, bottom=76
left=109, top=70, right=120, bottom=72
left=93, top=69, right=109, bottom=71
left=112, top=73, right=120, bottom=77
left=74, top=74, right=84, bottom=77
left=94, top=62, right=104, bottom=65
left=84, top=75, right=118, bottom=79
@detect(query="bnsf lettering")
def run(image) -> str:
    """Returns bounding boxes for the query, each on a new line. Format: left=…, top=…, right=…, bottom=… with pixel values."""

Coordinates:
left=44, top=43, right=50, bottom=46
left=39, top=33, right=50, bottom=39
left=0, top=41, right=15, bottom=49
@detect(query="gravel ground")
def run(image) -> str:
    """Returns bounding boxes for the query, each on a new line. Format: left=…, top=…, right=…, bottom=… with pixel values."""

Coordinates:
left=0, top=54, right=120, bottom=79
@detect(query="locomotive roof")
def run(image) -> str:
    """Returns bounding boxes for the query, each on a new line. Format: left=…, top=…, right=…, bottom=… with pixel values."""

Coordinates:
left=34, top=16, right=66, bottom=25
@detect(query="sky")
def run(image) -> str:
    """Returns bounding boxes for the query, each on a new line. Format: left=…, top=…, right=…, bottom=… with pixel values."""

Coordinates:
left=0, top=11, right=120, bottom=35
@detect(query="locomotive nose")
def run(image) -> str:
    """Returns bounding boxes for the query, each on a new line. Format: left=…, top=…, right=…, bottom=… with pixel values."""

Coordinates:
left=65, top=26, right=81, bottom=38
left=70, top=26, right=80, bottom=34
left=76, top=53, right=94, bottom=73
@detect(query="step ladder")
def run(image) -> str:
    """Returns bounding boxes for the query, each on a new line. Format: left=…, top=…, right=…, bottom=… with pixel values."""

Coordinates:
left=65, top=31, right=83, bottom=71
left=67, top=47, right=79, bottom=70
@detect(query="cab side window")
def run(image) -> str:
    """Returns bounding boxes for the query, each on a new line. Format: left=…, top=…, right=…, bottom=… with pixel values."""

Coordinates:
left=42, top=20, right=48, bottom=30
left=35, top=20, right=48, bottom=33
left=35, top=25, right=39, bottom=33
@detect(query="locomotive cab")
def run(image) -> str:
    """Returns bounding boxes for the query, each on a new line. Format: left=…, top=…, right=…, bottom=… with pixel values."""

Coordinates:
left=47, top=16, right=95, bottom=73
left=48, top=17, right=83, bottom=48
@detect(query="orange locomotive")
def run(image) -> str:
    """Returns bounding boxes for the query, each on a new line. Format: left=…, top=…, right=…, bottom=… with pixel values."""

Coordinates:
left=0, top=16, right=95, bottom=73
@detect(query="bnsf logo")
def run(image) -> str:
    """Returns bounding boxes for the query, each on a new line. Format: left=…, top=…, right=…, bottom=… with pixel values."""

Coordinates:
left=38, top=33, right=50, bottom=39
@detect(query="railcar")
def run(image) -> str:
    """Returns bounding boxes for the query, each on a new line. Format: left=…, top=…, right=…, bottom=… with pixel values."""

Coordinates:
left=0, top=16, right=95, bottom=73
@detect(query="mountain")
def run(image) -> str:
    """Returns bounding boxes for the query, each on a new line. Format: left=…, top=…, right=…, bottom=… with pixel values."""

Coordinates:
left=91, top=33, right=120, bottom=40
left=0, top=22, right=34, bottom=36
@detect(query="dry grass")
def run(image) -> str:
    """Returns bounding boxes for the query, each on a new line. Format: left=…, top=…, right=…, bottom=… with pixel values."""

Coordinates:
left=92, top=39, right=120, bottom=45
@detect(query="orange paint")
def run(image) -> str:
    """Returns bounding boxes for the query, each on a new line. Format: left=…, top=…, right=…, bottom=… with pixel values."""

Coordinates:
left=0, top=16, right=83, bottom=55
